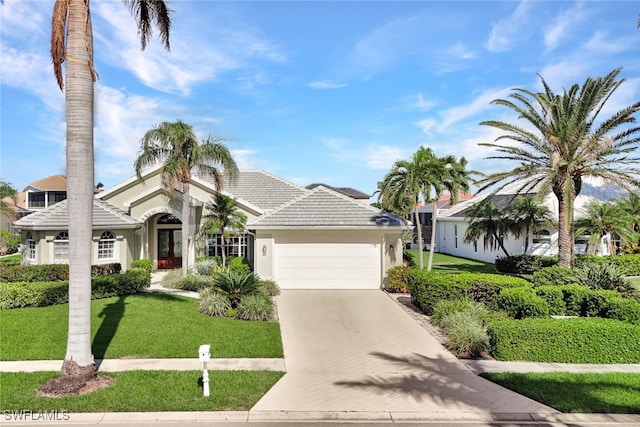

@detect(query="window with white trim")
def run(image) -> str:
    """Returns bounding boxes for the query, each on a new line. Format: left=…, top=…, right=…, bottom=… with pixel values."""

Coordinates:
left=532, top=229, right=551, bottom=244
left=206, top=233, right=248, bottom=259
left=98, top=231, right=116, bottom=260
left=53, top=231, right=69, bottom=262
left=26, top=232, right=36, bottom=260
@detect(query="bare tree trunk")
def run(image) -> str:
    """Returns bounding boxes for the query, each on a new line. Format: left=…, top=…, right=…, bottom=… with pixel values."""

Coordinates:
left=220, top=231, right=227, bottom=267
left=414, top=205, right=424, bottom=269
left=181, top=183, right=190, bottom=277
left=557, top=196, right=574, bottom=267
left=64, top=0, right=94, bottom=372
left=427, top=200, right=438, bottom=271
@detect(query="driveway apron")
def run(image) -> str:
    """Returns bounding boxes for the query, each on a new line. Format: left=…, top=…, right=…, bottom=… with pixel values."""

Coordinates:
left=251, top=290, right=558, bottom=416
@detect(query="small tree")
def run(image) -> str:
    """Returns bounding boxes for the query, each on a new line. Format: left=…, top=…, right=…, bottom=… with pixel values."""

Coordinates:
left=464, top=201, right=511, bottom=257
left=199, top=194, right=247, bottom=267
left=505, top=196, right=555, bottom=254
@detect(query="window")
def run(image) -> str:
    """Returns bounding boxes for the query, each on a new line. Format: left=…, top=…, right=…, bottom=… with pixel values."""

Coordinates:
left=206, top=233, right=248, bottom=259
left=53, top=192, right=67, bottom=203
left=454, top=225, right=458, bottom=249
left=532, top=229, right=551, bottom=244
left=26, top=232, right=36, bottom=260
left=53, top=231, right=69, bottom=262
left=29, top=193, right=45, bottom=208
left=98, top=231, right=116, bottom=260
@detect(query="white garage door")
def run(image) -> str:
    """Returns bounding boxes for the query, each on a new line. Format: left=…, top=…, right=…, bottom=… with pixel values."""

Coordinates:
left=274, top=235, right=381, bottom=289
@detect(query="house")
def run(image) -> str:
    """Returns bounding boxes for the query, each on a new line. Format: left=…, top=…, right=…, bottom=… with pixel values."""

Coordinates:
left=16, top=175, right=69, bottom=211
left=13, top=166, right=409, bottom=290
left=434, top=177, right=627, bottom=263
left=305, top=183, right=371, bottom=204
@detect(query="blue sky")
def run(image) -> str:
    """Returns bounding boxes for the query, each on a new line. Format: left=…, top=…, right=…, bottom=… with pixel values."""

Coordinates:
left=1, top=1, right=639, bottom=199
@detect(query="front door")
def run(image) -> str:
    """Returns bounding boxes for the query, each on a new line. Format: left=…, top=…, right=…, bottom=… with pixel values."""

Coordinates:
left=157, top=229, right=182, bottom=269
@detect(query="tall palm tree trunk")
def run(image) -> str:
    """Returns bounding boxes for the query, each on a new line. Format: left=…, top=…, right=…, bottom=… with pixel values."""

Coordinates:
left=556, top=196, right=574, bottom=267
left=64, top=0, right=94, bottom=375
left=427, top=200, right=438, bottom=271
left=414, top=205, right=424, bottom=269
left=220, top=229, right=227, bottom=267
left=181, top=183, right=191, bottom=276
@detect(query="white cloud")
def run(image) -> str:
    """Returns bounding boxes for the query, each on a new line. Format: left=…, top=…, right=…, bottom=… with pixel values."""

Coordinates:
left=438, top=87, right=512, bottom=130
left=366, top=145, right=408, bottom=170
left=0, top=0, right=48, bottom=37
left=415, top=118, right=437, bottom=134
left=485, top=0, right=533, bottom=52
left=447, top=42, right=475, bottom=60
left=543, top=1, right=586, bottom=52
left=307, top=81, right=347, bottom=90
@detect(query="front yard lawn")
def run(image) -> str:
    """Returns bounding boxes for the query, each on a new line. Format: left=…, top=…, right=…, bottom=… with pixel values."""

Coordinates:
left=0, top=370, right=283, bottom=412
left=482, top=372, right=640, bottom=413
left=0, top=292, right=283, bottom=360
left=406, top=250, right=497, bottom=274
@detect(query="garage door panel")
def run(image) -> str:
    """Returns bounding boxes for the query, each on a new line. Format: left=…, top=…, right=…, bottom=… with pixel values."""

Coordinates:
left=274, top=236, right=381, bottom=289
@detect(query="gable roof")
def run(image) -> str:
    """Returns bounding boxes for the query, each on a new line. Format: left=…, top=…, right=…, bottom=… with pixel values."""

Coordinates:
left=305, top=183, right=370, bottom=200
left=250, top=186, right=409, bottom=228
left=13, top=198, right=141, bottom=231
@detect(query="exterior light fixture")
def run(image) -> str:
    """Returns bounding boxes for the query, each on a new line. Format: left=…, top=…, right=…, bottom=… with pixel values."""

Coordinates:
left=389, top=244, right=395, bottom=253
left=199, top=344, right=211, bottom=397
left=262, top=245, right=267, bottom=256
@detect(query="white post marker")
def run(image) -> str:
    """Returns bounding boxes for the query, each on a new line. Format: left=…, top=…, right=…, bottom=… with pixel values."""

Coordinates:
left=198, top=344, right=211, bottom=397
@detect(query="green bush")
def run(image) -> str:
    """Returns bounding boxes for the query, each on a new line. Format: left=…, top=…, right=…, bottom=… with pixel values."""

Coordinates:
left=0, top=230, right=20, bottom=255
left=213, top=269, right=261, bottom=307
left=193, top=258, right=218, bottom=275
left=130, top=259, right=152, bottom=273
left=431, top=299, right=489, bottom=327
left=574, top=263, right=635, bottom=297
left=488, top=317, right=640, bottom=363
left=532, top=266, right=577, bottom=287
left=259, top=280, right=280, bottom=296
left=236, top=294, right=274, bottom=321
left=0, top=263, right=122, bottom=282
left=161, top=269, right=183, bottom=288
left=601, top=297, right=640, bottom=324
left=385, top=265, right=411, bottom=293
left=441, top=310, right=489, bottom=358
left=198, top=288, right=231, bottom=317
left=495, top=254, right=557, bottom=274
left=0, top=268, right=150, bottom=309
left=575, top=254, right=640, bottom=276
left=560, top=284, right=593, bottom=316
left=228, top=257, right=251, bottom=273
left=497, top=287, right=550, bottom=319
left=407, top=270, right=531, bottom=315
left=534, top=286, right=566, bottom=315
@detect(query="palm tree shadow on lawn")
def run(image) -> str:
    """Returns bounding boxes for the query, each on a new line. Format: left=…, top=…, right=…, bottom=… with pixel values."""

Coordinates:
left=92, top=296, right=127, bottom=364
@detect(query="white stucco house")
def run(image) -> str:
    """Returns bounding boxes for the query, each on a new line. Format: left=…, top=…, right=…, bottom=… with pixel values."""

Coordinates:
left=13, top=166, right=409, bottom=290
left=434, top=177, right=628, bottom=263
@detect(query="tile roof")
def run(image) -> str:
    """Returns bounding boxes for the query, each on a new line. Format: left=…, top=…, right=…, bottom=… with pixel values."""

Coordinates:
left=250, top=186, right=409, bottom=228
left=24, top=175, right=67, bottom=191
left=305, top=183, right=371, bottom=199
left=212, top=170, right=309, bottom=212
left=13, top=198, right=141, bottom=230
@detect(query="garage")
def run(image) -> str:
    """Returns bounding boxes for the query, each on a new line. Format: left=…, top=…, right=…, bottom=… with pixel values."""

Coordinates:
left=273, top=234, right=381, bottom=289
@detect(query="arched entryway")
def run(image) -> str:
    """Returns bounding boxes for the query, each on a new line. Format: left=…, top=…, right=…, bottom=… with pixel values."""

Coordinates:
left=156, top=214, right=182, bottom=269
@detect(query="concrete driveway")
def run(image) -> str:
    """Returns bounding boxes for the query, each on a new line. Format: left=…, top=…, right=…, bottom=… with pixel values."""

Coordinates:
left=251, top=290, right=558, bottom=419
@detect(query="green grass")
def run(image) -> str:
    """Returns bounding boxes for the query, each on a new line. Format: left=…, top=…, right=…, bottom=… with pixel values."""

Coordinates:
left=0, top=254, right=20, bottom=266
left=0, top=370, right=283, bottom=412
left=406, top=250, right=497, bottom=274
left=0, top=292, right=283, bottom=360
left=482, top=372, right=640, bottom=413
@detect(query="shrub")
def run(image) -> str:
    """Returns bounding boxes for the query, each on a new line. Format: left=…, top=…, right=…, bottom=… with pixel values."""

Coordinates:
left=495, top=254, right=557, bottom=274
left=161, top=269, right=183, bottom=288
left=385, top=265, right=411, bottom=293
left=0, top=230, right=20, bottom=255
left=0, top=263, right=122, bottom=282
left=193, top=258, right=218, bottom=276
left=403, top=250, right=416, bottom=267
left=532, top=266, right=577, bottom=287
left=560, top=284, right=593, bottom=316
left=574, top=263, right=635, bottom=296
left=497, top=287, right=549, bottom=319
left=130, top=259, right=153, bottom=273
left=259, top=280, right=280, bottom=296
left=236, top=294, right=274, bottom=321
left=431, top=299, right=489, bottom=327
left=441, top=311, right=489, bottom=358
left=601, top=297, right=640, bottom=324
left=213, top=269, right=261, bottom=307
left=407, top=270, right=531, bottom=315
left=198, top=288, right=231, bottom=317
left=534, top=286, right=566, bottom=315
left=488, top=317, right=640, bottom=363
left=174, top=274, right=216, bottom=292
left=574, top=254, right=640, bottom=276
left=0, top=268, right=150, bottom=309
left=228, top=256, right=251, bottom=273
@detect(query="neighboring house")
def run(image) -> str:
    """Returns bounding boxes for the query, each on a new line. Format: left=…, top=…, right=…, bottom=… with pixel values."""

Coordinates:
left=305, top=183, right=371, bottom=204
left=409, top=194, right=475, bottom=250
left=435, top=178, right=626, bottom=263
left=13, top=166, right=409, bottom=290
left=17, top=175, right=69, bottom=211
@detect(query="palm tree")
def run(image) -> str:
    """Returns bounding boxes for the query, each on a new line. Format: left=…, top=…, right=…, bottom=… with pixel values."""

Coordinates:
left=464, top=201, right=512, bottom=257
left=199, top=193, right=247, bottom=267
left=613, top=192, right=640, bottom=235
left=0, top=181, right=18, bottom=220
left=477, top=68, right=640, bottom=267
left=135, top=120, right=239, bottom=276
left=378, top=147, right=447, bottom=270
left=43, top=0, right=170, bottom=394
left=505, top=196, right=555, bottom=254
left=574, top=200, right=637, bottom=255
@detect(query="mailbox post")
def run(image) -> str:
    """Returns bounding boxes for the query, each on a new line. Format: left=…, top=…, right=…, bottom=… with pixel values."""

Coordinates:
left=199, top=344, right=211, bottom=397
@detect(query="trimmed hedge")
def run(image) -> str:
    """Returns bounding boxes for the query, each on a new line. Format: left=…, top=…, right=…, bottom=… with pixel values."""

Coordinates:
left=488, top=317, right=640, bottom=363
left=497, top=287, right=549, bottom=319
left=574, top=254, right=640, bottom=276
left=0, top=263, right=122, bottom=282
left=0, top=267, right=150, bottom=309
left=407, top=270, right=531, bottom=314
left=495, top=254, right=557, bottom=274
